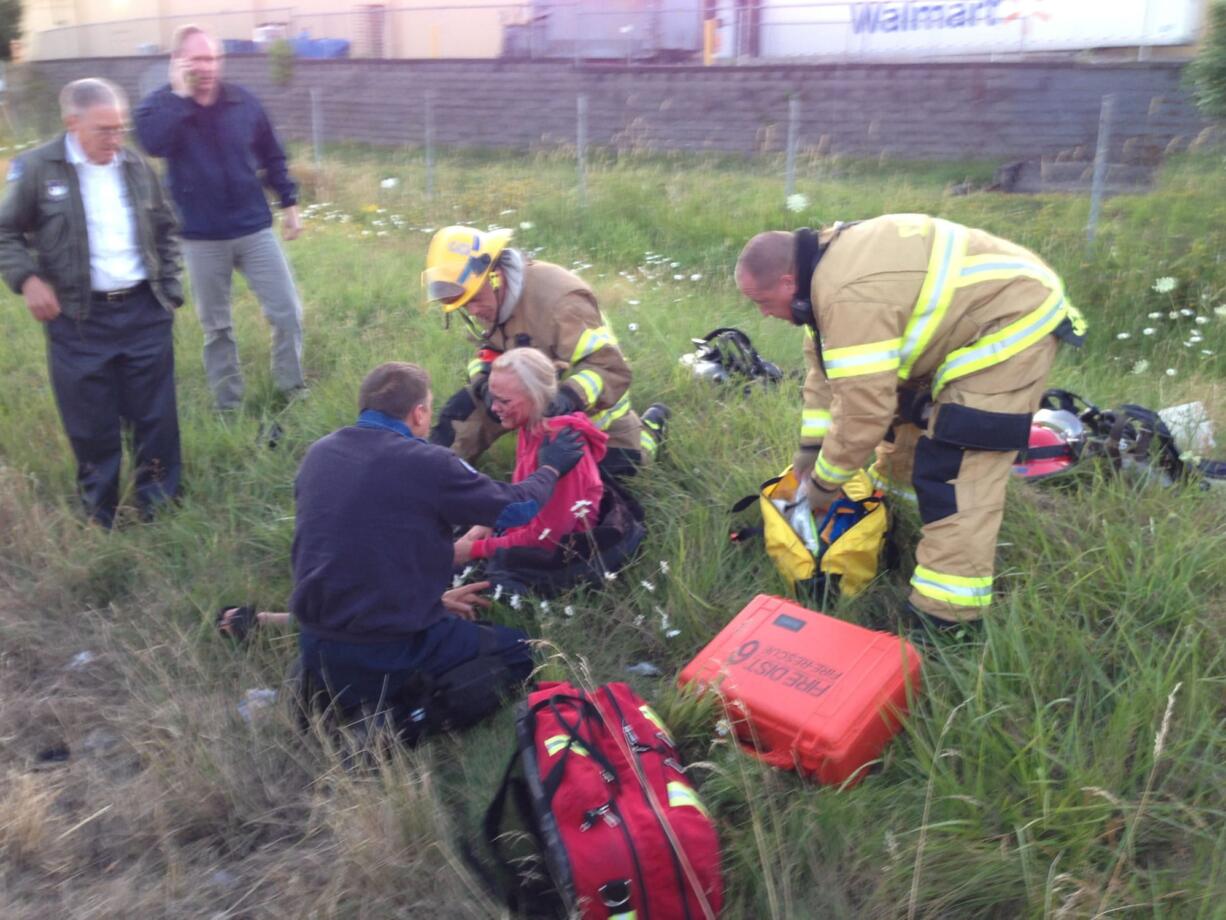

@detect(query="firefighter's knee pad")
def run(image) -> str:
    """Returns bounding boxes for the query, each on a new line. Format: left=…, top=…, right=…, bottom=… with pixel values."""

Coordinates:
left=913, top=436, right=963, bottom=524
left=915, top=405, right=1033, bottom=524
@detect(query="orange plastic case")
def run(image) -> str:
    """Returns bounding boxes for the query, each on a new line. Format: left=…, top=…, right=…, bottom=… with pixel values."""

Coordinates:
left=679, top=594, right=923, bottom=786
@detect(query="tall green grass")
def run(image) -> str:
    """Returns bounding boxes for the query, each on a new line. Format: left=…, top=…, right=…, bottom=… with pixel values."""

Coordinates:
left=0, top=145, right=1223, bottom=918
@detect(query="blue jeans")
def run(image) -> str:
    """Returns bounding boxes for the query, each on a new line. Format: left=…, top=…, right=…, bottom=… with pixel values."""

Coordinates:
left=298, top=616, right=533, bottom=713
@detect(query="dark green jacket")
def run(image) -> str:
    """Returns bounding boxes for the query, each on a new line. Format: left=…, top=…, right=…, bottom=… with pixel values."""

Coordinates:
left=0, top=134, right=183, bottom=319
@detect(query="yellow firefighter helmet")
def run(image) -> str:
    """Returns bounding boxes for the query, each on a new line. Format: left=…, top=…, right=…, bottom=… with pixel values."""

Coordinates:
left=421, top=225, right=514, bottom=312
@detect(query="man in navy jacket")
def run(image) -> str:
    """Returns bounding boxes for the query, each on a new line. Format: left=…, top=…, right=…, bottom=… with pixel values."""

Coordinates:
left=290, top=362, right=583, bottom=732
left=135, top=24, right=305, bottom=411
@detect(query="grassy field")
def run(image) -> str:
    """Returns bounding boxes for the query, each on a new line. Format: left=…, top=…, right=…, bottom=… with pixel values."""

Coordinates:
left=1, top=142, right=1224, bottom=919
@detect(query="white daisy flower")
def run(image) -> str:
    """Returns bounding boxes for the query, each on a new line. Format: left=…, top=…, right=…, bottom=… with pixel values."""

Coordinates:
left=786, top=193, right=810, bottom=213
left=564, top=605, right=575, bottom=618
left=1214, top=305, right=1226, bottom=318
left=519, top=221, right=534, bottom=230
left=1166, top=368, right=1177, bottom=377
left=1116, top=332, right=1131, bottom=340
left=1180, top=308, right=1195, bottom=317
left=659, top=560, right=670, bottom=574
left=628, top=322, right=639, bottom=332
left=1152, top=277, right=1177, bottom=294
left=1147, top=311, right=1163, bottom=319
left=510, top=594, right=522, bottom=610
left=379, top=177, right=398, bottom=189
left=1143, top=327, right=1156, bottom=335
left=1195, top=316, right=1209, bottom=325
left=1131, top=359, right=1150, bottom=374
left=690, top=273, right=703, bottom=281
left=641, top=580, right=656, bottom=593
left=628, top=299, right=641, bottom=306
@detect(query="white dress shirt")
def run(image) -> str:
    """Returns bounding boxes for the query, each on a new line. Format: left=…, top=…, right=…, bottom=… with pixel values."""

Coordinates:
left=65, top=132, right=147, bottom=292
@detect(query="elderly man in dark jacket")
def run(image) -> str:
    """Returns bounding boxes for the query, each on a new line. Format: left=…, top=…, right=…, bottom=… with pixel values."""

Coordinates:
left=0, top=78, right=183, bottom=527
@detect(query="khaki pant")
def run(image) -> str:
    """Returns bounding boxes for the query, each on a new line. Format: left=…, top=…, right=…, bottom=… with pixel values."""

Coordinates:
left=870, top=336, right=1058, bottom=623
left=183, top=228, right=304, bottom=410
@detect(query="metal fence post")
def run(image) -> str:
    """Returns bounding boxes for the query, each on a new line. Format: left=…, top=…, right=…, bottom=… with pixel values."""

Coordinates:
left=310, top=87, right=323, bottom=171
left=1086, top=93, right=1115, bottom=250
left=785, top=96, right=800, bottom=199
left=424, top=89, right=436, bottom=200
left=577, top=93, right=589, bottom=207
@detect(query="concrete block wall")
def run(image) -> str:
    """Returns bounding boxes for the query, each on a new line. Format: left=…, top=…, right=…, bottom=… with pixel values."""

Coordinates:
left=25, top=56, right=1207, bottom=162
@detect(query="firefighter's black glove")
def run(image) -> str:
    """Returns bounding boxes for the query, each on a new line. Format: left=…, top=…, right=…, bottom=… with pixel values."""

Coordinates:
left=537, top=427, right=585, bottom=478
left=429, top=387, right=479, bottom=447
left=544, top=388, right=583, bottom=418
left=897, top=387, right=934, bottom=428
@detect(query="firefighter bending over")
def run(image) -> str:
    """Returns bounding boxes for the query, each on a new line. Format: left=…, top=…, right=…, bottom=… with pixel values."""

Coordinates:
left=735, top=215, right=1086, bottom=635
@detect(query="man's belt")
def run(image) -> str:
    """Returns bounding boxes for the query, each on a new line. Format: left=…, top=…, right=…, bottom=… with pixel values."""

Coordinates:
left=91, top=280, right=149, bottom=303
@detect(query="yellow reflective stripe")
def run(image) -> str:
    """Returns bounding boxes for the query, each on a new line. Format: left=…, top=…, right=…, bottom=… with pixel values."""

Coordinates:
left=933, top=289, right=1066, bottom=397
left=801, top=408, right=832, bottom=440
left=911, top=565, right=992, bottom=607
left=610, top=912, right=637, bottom=920
left=467, top=358, right=489, bottom=381
left=590, top=393, right=631, bottom=431
left=814, top=451, right=857, bottom=486
left=638, top=704, right=674, bottom=744
left=869, top=467, right=917, bottom=505
left=570, top=325, right=618, bottom=364
left=1063, top=301, right=1089, bottom=337
left=666, top=781, right=710, bottom=818
left=899, top=219, right=967, bottom=380
left=823, top=338, right=902, bottom=379
left=567, top=369, right=604, bottom=407
left=543, top=735, right=590, bottom=758
left=955, top=255, right=1059, bottom=288
left=804, top=325, right=816, bottom=340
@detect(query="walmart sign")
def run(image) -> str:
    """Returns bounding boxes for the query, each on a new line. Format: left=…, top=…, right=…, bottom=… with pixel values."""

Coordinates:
left=849, top=0, right=1004, bottom=35
left=756, top=0, right=1201, bottom=58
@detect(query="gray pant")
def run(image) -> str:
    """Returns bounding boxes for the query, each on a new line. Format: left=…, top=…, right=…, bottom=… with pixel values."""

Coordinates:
left=182, top=228, right=304, bottom=410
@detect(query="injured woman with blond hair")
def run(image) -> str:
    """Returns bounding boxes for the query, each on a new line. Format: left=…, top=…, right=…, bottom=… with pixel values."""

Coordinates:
left=453, top=347, right=644, bottom=597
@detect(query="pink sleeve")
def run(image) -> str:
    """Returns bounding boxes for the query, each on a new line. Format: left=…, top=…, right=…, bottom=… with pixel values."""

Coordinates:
left=469, top=522, right=551, bottom=558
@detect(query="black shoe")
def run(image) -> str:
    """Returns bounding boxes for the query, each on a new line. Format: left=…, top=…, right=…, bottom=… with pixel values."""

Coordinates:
left=641, top=403, right=671, bottom=455
left=902, top=602, right=981, bottom=648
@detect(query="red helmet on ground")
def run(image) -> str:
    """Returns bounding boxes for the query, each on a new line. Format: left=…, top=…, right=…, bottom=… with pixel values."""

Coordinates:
left=1014, top=425, right=1077, bottom=480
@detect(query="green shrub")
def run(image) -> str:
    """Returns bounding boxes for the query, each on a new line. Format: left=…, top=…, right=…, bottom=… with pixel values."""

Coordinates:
left=267, top=38, right=294, bottom=87
left=1188, top=0, right=1226, bottom=120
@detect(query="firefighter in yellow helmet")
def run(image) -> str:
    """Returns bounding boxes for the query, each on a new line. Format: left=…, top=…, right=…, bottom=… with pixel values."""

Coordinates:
left=423, top=226, right=667, bottom=478
left=735, top=215, right=1087, bottom=637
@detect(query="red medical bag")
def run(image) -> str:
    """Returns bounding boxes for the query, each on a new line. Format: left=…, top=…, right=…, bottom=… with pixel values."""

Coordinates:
left=679, top=594, right=922, bottom=786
